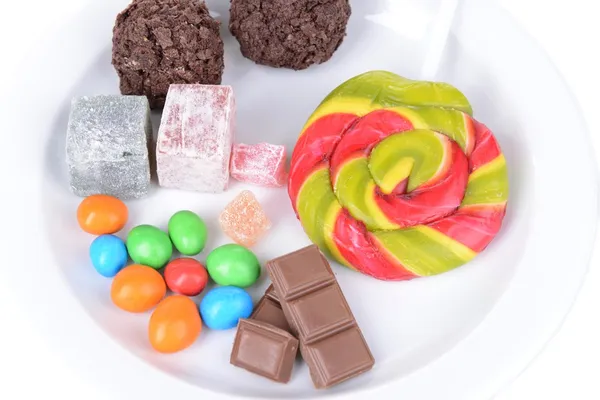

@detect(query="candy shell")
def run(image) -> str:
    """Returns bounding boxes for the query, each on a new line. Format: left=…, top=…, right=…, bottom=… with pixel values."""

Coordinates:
left=206, top=244, right=260, bottom=288
left=168, top=210, right=208, bottom=256
left=111, top=265, right=166, bottom=313
left=149, top=295, right=202, bottom=353
left=77, top=194, right=128, bottom=235
left=164, top=258, right=208, bottom=296
left=199, top=286, right=253, bottom=330
left=89, top=234, right=128, bottom=277
left=126, top=225, right=173, bottom=269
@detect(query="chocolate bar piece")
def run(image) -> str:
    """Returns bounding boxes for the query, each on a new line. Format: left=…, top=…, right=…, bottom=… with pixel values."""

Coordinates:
left=266, top=245, right=375, bottom=389
left=250, top=285, right=291, bottom=333
left=264, top=284, right=280, bottom=302
left=230, top=319, right=299, bottom=383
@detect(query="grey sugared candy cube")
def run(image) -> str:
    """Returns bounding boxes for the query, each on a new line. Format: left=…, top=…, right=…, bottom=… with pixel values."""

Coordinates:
left=66, top=95, right=152, bottom=199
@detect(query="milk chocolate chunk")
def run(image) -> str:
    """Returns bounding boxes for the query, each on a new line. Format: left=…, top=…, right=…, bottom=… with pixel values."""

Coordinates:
left=230, top=319, right=299, bottom=383
left=288, top=284, right=355, bottom=344
left=266, top=245, right=375, bottom=389
left=264, top=284, right=280, bottom=302
left=250, top=285, right=291, bottom=333
left=301, top=327, right=374, bottom=388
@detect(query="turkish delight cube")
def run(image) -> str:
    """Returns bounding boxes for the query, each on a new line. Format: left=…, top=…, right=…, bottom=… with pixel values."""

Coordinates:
left=231, top=143, right=287, bottom=187
left=219, top=190, right=272, bottom=247
left=65, top=95, right=152, bottom=199
left=156, top=84, right=235, bottom=193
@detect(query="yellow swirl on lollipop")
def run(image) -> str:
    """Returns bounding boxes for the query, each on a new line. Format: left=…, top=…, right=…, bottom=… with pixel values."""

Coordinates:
left=288, top=71, right=508, bottom=280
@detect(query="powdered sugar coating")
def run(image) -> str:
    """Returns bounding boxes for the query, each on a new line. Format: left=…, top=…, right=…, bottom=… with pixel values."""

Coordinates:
left=156, top=84, right=235, bottom=193
left=231, top=143, right=287, bottom=187
left=65, top=95, right=152, bottom=199
left=219, top=190, right=272, bottom=247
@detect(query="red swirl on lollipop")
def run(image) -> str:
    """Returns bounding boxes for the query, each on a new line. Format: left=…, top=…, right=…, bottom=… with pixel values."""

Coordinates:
left=288, top=71, right=509, bottom=280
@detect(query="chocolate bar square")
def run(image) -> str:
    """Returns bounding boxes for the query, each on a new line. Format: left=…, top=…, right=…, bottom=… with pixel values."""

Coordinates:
left=302, top=327, right=375, bottom=389
left=287, top=285, right=355, bottom=344
left=230, top=319, right=298, bottom=383
left=250, top=296, right=291, bottom=333
left=268, top=246, right=335, bottom=301
left=264, top=284, right=280, bottom=302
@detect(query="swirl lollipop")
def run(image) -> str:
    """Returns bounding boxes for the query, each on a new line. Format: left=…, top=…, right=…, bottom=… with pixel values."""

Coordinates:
left=288, top=71, right=509, bottom=281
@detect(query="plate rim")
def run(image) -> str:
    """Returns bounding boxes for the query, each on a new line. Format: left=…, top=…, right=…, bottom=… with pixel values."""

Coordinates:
left=1, top=0, right=599, bottom=399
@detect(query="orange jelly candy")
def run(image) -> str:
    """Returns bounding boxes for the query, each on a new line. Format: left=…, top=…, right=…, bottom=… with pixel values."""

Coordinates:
left=149, top=295, right=202, bottom=353
left=111, top=265, right=166, bottom=313
left=219, top=190, right=272, bottom=247
left=77, top=194, right=128, bottom=235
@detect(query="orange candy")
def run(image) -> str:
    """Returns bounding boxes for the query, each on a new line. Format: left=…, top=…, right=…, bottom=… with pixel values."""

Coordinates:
left=111, top=265, right=166, bottom=313
left=149, top=295, right=202, bottom=353
left=77, top=194, right=128, bottom=235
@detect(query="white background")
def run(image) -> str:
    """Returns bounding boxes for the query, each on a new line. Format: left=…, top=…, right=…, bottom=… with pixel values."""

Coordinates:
left=0, top=0, right=599, bottom=399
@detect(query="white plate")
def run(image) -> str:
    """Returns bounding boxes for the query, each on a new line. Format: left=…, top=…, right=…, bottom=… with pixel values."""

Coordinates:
left=2, top=0, right=598, bottom=399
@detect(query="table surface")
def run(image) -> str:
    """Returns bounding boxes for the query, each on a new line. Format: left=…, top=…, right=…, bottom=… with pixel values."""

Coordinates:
left=0, top=0, right=599, bottom=399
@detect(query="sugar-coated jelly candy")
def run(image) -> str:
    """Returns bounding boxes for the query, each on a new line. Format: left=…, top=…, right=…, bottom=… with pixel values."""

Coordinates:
left=206, top=244, right=260, bottom=288
left=168, top=210, right=207, bottom=256
left=77, top=194, right=128, bottom=235
left=149, top=295, right=202, bottom=353
left=89, top=234, right=128, bottom=277
left=111, top=264, right=166, bottom=313
left=200, top=286, right=253, bottom=330
left=219, top=190, right=271, bottom=247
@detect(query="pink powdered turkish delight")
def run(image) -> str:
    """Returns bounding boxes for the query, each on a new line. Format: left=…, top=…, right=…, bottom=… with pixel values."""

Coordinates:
left=230, top=143, right=287, bottom=187
left=157, top=84, right=235, bottom=193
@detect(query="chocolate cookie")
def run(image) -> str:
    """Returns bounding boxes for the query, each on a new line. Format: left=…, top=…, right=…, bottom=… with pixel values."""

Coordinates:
left=229, top=0, right=351, bottom=70
left=112, top=0, right=224, bottom=109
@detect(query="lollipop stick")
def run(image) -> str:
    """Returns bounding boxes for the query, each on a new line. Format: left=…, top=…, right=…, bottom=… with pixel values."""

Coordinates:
left=420, top=0, right=461, bottom=81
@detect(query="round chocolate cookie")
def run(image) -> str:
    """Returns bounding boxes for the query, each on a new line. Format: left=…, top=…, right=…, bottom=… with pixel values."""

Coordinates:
left=229, top=0, right=351, bottom=70
left=112, top=0, right=224, bottom=109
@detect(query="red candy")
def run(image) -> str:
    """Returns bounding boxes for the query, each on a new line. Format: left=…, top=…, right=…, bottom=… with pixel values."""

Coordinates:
left=164, top=258, right=209, bottom=296
left=230, top=143, right=287, bottom=187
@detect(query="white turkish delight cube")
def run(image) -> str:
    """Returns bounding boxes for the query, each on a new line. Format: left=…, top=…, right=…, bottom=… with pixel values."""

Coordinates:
left=156, top=84, right=235, bottom=193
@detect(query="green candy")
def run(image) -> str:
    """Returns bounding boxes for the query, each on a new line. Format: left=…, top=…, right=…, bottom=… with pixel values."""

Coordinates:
left=206, top=244, right=261, bottom=288
left=126, top=225, right=173, bottom=269
left=168, top=210, right=208, bottom=256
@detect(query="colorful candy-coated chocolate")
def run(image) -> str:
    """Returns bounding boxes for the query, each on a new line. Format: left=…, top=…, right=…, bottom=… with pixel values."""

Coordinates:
left=206, top=244, right=260, bottom=288
left=168, top=210, right=207, bottom=256
left=89, top=234, right=128, bottom=277
left=199, top=286, right=253, bottom=330
left=164, top=258, right=208, bottom=296
left=111, top=264, right=166, bottom=313
left=126, top=225, right=173, bottom=269
left=288, top=71, right=509, bottom=281
left=77, top=194, right=128, bottom=235
left=149, top=295, right=202, bottom=353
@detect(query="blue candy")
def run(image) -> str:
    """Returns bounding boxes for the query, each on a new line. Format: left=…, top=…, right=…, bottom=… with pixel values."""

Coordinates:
left=199, top=286, right=253, bottom=330
left=90, top=234, right=128, bottom=277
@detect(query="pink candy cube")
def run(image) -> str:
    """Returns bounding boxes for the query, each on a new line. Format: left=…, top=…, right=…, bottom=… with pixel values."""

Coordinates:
left=230, top=143, right=287, bottom=188
left=157, top=84, right=236, bottom=193
left=219, top=190, right=272, bottom=247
